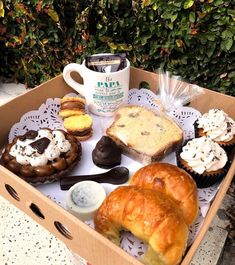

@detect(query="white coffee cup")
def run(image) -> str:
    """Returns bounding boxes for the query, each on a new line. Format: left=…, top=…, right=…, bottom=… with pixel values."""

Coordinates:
left=63, top=54, right=130, bottom=116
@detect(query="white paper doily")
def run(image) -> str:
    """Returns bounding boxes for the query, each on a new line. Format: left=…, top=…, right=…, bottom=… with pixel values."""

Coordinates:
left=7, top=89, right=221, bottom=263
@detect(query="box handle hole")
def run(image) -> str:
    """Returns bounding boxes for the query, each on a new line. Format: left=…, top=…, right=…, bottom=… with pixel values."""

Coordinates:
left=139, top=81, right=150, bottom=89
left=54, top=221, right=73, bottom=240
left=29, top=203, right=45, bottom=219
left=5, top=184, right=20, bottom=201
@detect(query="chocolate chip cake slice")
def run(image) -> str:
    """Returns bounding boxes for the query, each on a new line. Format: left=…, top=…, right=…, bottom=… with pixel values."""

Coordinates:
left=106, top=105, right=183, bottom=165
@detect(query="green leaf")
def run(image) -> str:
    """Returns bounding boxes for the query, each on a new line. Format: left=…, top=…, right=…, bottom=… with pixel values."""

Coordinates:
left=206, top=42, right=216, bottom=57
left=199, top=35, right=208, bottom=45
left=47, top=9, right=59, bottom=22
left=221, top=30, right=233, bottom=39
left=181, top=57, right=188, bottom=64
left=214, top=0, right=223, bottom=6
left=161, top=11, right=172, bottom=19
left=173, top=1, right=183, bottom=7
left=0, top=1, right=4, bottom=17
left=225, top=38, right=233, bottom=51
left=183, top=0, right=194, bottom=9
left=152, top=3, right=158, bottom=10
left=148, top=10, right=154, bottom=20
left=176, top=39, right=183, bottom=48
left=97, top=23, right=103, bottom=29
left=171, top=13, right=178, bottom=22
left=228, top=71, right=235, bottom=79
left=213, top=14, right=220, bottom=20
left=227, top=9, right=235, bottom=18
left=107, top=42, right=117, bottom=50
left=189, top=12, right=195, bottom=23
left=99, top=36, right=113, bottom=43
left=167, top=22, right=174, bottom=30
left=142, top=0, right=151, bottom=7
left=206, top=33, right=216, bottom=41
left=118, top=43, right=132, bottom=51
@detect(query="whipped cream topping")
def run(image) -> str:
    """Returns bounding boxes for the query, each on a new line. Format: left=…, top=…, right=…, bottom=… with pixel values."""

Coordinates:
left=197, top=109, right=235, bottom=142
left=10, top=129, right=71, bottom=167
left=180, top=136, right=227, bottom=174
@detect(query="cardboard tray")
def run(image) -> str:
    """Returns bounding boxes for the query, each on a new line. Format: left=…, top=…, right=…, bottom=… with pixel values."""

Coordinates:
left=0, top=67, right=234, bottom=265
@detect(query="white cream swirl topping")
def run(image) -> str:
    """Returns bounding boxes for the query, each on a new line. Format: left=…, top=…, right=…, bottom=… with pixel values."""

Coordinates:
left=180, top=136, right=227, bottom=174
left=10, top=129, right=71, bottom=167
left=197, top=109, right=235, bottom=142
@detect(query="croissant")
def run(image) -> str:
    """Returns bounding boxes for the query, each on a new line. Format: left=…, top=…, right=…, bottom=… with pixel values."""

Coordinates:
left=129, top=163, right=198, bottom=226
left=94, top=186, right=188, bottom=265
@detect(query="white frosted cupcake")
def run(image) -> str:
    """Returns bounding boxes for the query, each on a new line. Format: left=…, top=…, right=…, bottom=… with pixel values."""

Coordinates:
left=176, top=136, right=230, bottom=188
left=195, top=109, right=235, bottom=152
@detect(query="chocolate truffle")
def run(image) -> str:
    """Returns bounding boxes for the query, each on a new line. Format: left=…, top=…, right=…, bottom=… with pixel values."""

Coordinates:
left=92, top=136, right=121, bottom=168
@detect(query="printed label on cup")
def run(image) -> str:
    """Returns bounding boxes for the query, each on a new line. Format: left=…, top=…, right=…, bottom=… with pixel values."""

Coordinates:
left=93, top=78, right=124, bottom=114
left=63, top=54, right=130, bottom=117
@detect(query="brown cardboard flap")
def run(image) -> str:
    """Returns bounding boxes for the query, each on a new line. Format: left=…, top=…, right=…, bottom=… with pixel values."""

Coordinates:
left=190, top=88, right=235, bottom=118
left=130, top=67, right=158, bottom=92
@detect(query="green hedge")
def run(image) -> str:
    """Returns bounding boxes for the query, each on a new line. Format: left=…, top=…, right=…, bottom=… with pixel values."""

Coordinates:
left=0, top=0, right=234, bottom=96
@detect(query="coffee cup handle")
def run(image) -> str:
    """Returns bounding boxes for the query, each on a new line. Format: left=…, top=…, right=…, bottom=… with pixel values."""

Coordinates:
left=63, top=63, right=85, bottom=96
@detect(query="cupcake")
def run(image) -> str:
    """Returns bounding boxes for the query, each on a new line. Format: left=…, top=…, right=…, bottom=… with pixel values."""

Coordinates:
left=195, top=109, right=235, bottom=153
left=176, top=136, right=230, bottom=188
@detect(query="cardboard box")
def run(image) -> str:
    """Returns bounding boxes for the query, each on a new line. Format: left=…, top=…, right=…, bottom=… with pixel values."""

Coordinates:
left=0, top=67, right=234, bottom=265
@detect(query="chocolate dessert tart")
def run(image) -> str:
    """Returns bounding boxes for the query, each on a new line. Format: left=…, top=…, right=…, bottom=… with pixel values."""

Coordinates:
left=1, top=129, right=82, bottom=184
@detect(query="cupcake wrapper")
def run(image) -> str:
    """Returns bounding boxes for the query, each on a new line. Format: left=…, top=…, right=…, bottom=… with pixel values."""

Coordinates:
left=218, top=142, right=235, bottom=157
left=176, top=140, right=230, bottom=188
left=194, top=119, right=235, bottom=159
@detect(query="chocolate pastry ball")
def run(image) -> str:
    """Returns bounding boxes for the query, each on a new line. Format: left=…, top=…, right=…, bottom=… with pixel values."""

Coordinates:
left=92, top=136, right=121, bottom=168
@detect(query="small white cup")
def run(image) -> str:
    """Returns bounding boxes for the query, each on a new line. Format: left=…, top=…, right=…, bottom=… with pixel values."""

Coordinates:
left=63, top=54, right=130, bottom=116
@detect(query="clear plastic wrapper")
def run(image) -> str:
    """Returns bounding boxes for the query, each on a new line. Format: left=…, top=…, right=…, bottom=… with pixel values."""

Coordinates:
left=155, top=69, right=204, bottom=113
